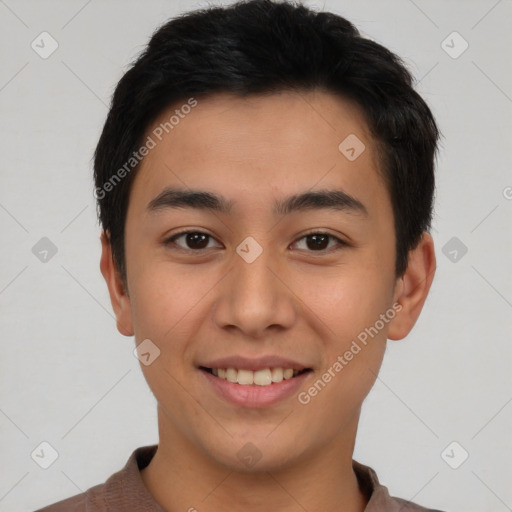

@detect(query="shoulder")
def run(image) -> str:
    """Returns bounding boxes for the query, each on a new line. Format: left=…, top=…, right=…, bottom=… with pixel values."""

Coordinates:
left=34, top=445, right=160, bottom=512
left=34, top=481, right=108, bottom=512
left=389, top=496, right=446, bottom=512
left=353, top=460, right=447, bottom=512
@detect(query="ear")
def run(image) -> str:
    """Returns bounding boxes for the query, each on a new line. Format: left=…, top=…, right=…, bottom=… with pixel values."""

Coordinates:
left=387, top=232, right=436, bottom=341
left=99, top=231, right=134, bottom=337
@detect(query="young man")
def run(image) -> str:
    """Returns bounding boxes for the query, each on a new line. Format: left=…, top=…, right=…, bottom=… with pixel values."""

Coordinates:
left=37, top=0, right=443, bottom=510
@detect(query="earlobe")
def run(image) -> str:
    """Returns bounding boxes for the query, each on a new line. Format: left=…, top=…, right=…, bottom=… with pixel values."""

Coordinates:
left=387, top=232, right=436, bottom=341
left=99, top=231, right=134, bottom=337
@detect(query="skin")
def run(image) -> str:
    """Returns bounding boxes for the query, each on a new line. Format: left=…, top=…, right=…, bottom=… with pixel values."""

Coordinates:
left=100, top=90, right=436, bottom=512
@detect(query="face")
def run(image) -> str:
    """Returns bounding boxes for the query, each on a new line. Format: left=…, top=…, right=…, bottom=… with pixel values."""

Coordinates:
left=103, top=90, right=427, bottom=472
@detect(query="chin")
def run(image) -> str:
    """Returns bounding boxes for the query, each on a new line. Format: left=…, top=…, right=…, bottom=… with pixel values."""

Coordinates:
left=201, top=429, right=312, bottom=474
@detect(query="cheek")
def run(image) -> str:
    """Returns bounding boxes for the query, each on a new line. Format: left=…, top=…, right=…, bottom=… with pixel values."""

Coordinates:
left=298, top=263, right=393, bottom=340
left=297, top=344, right=385, bottom=443
left=129, top=258, right=205, bottom=339
left=128, top=266, right=204, bottom=415
left=297, top=284, right=389, bottom=428
left=297, top=264, right=392, bottom=402
left=128, top=261, right=221, bottom=386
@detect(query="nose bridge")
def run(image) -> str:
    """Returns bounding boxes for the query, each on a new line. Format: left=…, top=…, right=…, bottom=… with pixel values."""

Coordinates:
left=214, top=237, right=295, bottom=337
left=235, top=243, right=276, bottom=302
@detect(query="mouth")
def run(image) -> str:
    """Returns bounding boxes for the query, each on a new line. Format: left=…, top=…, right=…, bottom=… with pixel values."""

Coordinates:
left=199, top=366, right=312, bottom=386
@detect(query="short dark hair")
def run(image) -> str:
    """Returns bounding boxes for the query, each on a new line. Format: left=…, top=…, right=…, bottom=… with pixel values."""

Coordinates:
left=94, top=0, right=440, bottom=285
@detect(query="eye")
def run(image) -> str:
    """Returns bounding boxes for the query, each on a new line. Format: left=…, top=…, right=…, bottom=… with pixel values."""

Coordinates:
left=165, top=230, right=222, bottom=251
left=164, top=230, right=347, bottom=254
left=291, top=232, right=347, bottom=252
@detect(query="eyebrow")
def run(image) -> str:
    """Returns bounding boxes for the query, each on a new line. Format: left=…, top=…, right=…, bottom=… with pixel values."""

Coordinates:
left=147, top=186, right=368, bottom=217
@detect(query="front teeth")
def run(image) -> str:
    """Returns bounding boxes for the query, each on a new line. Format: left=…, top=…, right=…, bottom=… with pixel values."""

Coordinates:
left=211, top=367, right=300, bottom=386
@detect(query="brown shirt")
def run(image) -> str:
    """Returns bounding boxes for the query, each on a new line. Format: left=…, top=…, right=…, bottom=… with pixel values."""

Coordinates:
left=35, top=445, right=445, bottom=511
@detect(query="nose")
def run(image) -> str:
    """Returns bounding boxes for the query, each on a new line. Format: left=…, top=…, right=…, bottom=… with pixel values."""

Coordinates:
left=212, top=241, right=297, bottom=339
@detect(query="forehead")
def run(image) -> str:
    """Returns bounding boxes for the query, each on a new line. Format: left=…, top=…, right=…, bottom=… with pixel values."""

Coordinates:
left=128, top=90, right=389, bottom=220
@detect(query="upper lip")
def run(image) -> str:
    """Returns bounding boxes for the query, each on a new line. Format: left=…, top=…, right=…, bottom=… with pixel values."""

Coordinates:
left=199, top=356, right=311, bottom=372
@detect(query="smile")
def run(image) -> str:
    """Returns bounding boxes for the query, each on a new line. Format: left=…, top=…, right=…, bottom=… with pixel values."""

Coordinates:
left=200, top=366, right=311, bottom=386
left=199, top=365, right=313, bottom=408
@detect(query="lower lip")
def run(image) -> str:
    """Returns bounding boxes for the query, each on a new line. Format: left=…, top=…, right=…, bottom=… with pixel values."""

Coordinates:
left=200, top=369, right=311, bottom=408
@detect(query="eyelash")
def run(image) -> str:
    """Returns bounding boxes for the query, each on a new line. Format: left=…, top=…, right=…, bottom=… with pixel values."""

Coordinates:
left=164, top=229, right=348, bottom=254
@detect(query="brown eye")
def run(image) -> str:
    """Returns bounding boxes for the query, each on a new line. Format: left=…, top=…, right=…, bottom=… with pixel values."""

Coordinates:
left=305, top=234, right=329, bottom=250
left=292, top=232, right=346, bottom=253
left=166, top=231, right=221, bottom=251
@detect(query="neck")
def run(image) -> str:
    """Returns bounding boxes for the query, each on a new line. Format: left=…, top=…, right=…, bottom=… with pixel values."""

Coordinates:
left=141, top=408, right=368, bottom=512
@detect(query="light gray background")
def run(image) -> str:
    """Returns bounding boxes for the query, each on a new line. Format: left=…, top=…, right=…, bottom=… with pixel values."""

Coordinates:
left=1, top=0, right=511, bottom=511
